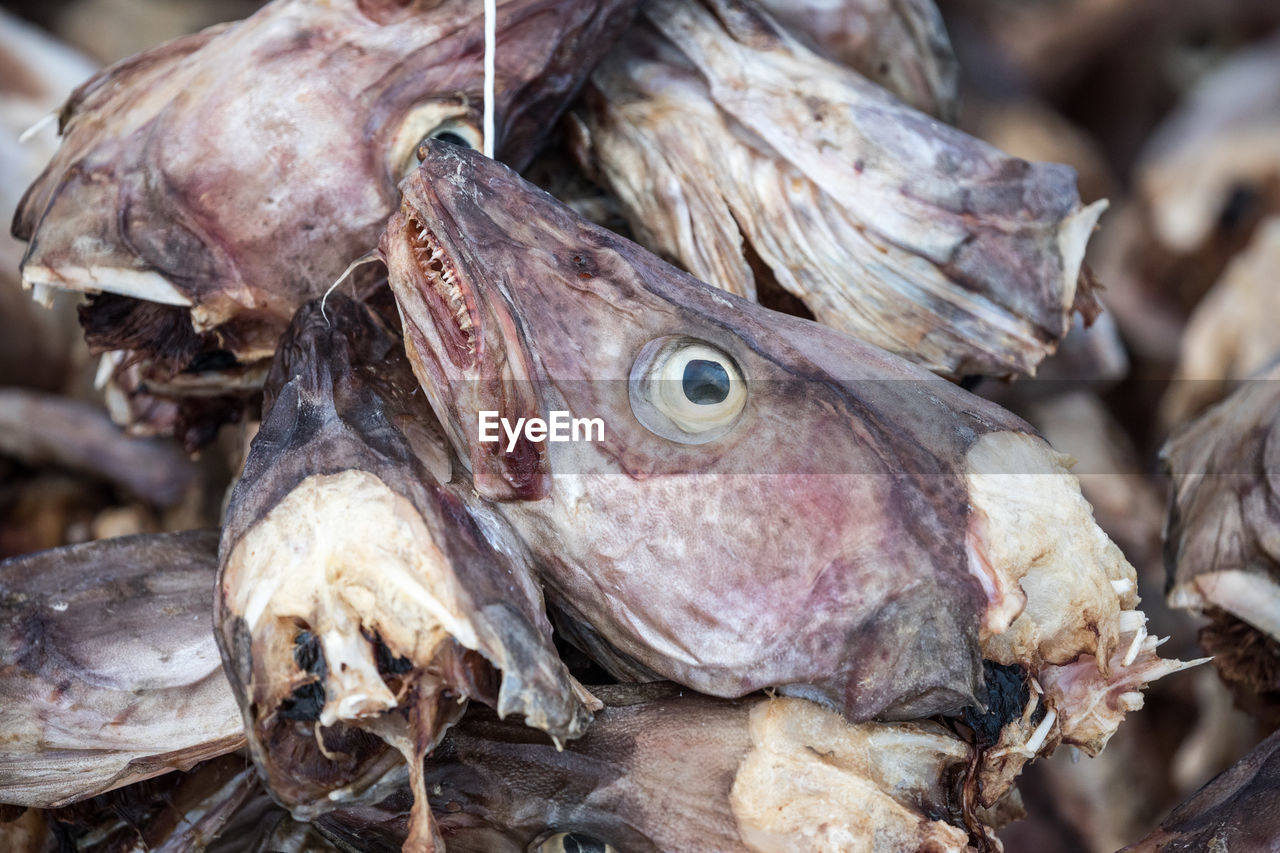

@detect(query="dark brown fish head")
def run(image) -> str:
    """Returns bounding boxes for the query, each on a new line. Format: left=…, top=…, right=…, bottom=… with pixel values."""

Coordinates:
left=11, top=0, right=637, bottom=379
left=217, top=294, right=593, bottom=846
left=384, top=143, right=1194, bottom=781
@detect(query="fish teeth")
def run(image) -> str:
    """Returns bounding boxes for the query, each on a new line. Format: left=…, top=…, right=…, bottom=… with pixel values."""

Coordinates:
left=407, top=217, right=475, bottom=343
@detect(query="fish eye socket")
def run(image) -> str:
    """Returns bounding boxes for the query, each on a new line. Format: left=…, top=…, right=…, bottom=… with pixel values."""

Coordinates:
left=430, top=129, right=473, bottom=148
left=389, top=101, right=483, bottom=181
left=629, top=337, right=746, bottom=444
left=532, top=832, right=618, bottom=853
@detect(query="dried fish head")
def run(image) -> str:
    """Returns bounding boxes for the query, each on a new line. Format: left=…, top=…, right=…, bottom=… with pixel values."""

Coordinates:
left=385, top=144, right=1194, bottom=805
left=571, top=0, right=1105, bottom=378
left=0, top=531, right=243, bottom=809
left=1137, top=32, right=1280, bottom=254
left=11, top=0, right=637, bottom=438
left=217, top=295, right=591, bottom=845
left=1162, top=217, right=1280, bottom=427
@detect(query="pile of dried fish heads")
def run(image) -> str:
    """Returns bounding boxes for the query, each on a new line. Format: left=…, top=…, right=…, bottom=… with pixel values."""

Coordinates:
left=6, top=0, right=1258, bottom=851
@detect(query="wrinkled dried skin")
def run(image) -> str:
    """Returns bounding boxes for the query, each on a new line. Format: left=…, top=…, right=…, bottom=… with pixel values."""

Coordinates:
left=1162, top=217, right=1280, bottom=426
left=12, top=0, right=636, bottom=438
left=320, top=686, right=979, bottom=852
left=571, top=0, right=1105, bottom=378
left=217, top=296, right=590, bottom=844
left=384, top=145, right=1190, bottom=801
left=1121, top=729, right=1280, bottom=852
left=0, top=531, right=244, bottom=808
left=1137, top=33, right=1280, bottom=254
left=1162, top=365, right=1280, bottom=713
left=0, top=11, right=94, bottom=391
left=755, top=0, right=958, bottom=119
left=0, top=388, right=197, bottom=506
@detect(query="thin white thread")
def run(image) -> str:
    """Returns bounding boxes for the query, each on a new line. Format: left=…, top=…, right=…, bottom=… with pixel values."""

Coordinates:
left=483, top=0, right=496, bottom=158
left=320, top=253, right=379, bottom=324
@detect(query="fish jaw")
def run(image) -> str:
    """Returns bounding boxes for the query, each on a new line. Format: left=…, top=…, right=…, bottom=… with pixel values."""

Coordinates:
left=384, top=154, right=551, bottom=501
left=12, top=0, right=638, bottom=371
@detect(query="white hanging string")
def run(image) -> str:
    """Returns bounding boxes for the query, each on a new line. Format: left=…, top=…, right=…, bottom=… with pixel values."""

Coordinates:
left=483, top=0, right=496, bottom=158
left=320, top=252, right=380, bottom=324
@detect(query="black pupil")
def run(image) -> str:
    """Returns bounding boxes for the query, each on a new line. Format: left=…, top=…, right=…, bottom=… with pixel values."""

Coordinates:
left=431, top=130, right=472, bottom=148
left=682, top=358, right=731, bottom=405
left=561, top=834, right=609, bottom=853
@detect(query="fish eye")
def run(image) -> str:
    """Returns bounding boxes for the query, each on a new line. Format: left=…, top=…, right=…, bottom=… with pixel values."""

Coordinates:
left=532, top=832, right=618, bottom=853
left=629, top=337, right=746, bottom=444
left=388, top=101, right=483, bottom=181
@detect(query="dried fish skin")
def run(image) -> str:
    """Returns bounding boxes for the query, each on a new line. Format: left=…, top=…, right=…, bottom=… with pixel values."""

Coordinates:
left=1163, top=366, right=1280, bottom=629
left=318, top=687, right=979, bottom=852
left=216, top=295, right=591, bottom=839
left=11, top=0, right=637, bottom=415
left=0, top=530, right=243, bottom=809
left=384, top=144, right=1188, bottom=779
left=756, top=0, right=958, bottom=120
left=572, top=0, right=1105, bottom=378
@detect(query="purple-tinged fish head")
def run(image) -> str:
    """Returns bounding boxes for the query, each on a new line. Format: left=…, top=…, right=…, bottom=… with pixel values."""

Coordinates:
left=12, top=0, right=637, bottom=366
left=386, top=141, right=1008, bottom=721
left=386, top=144, right=1198, bottom=764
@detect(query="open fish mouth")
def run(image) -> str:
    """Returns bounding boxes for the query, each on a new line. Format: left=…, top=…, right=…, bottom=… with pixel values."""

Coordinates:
left=384, top=148, right=551, bottom=500
left=216, top=295, right=589, bottom=848
left=401, top=210, right=480, bottom=367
